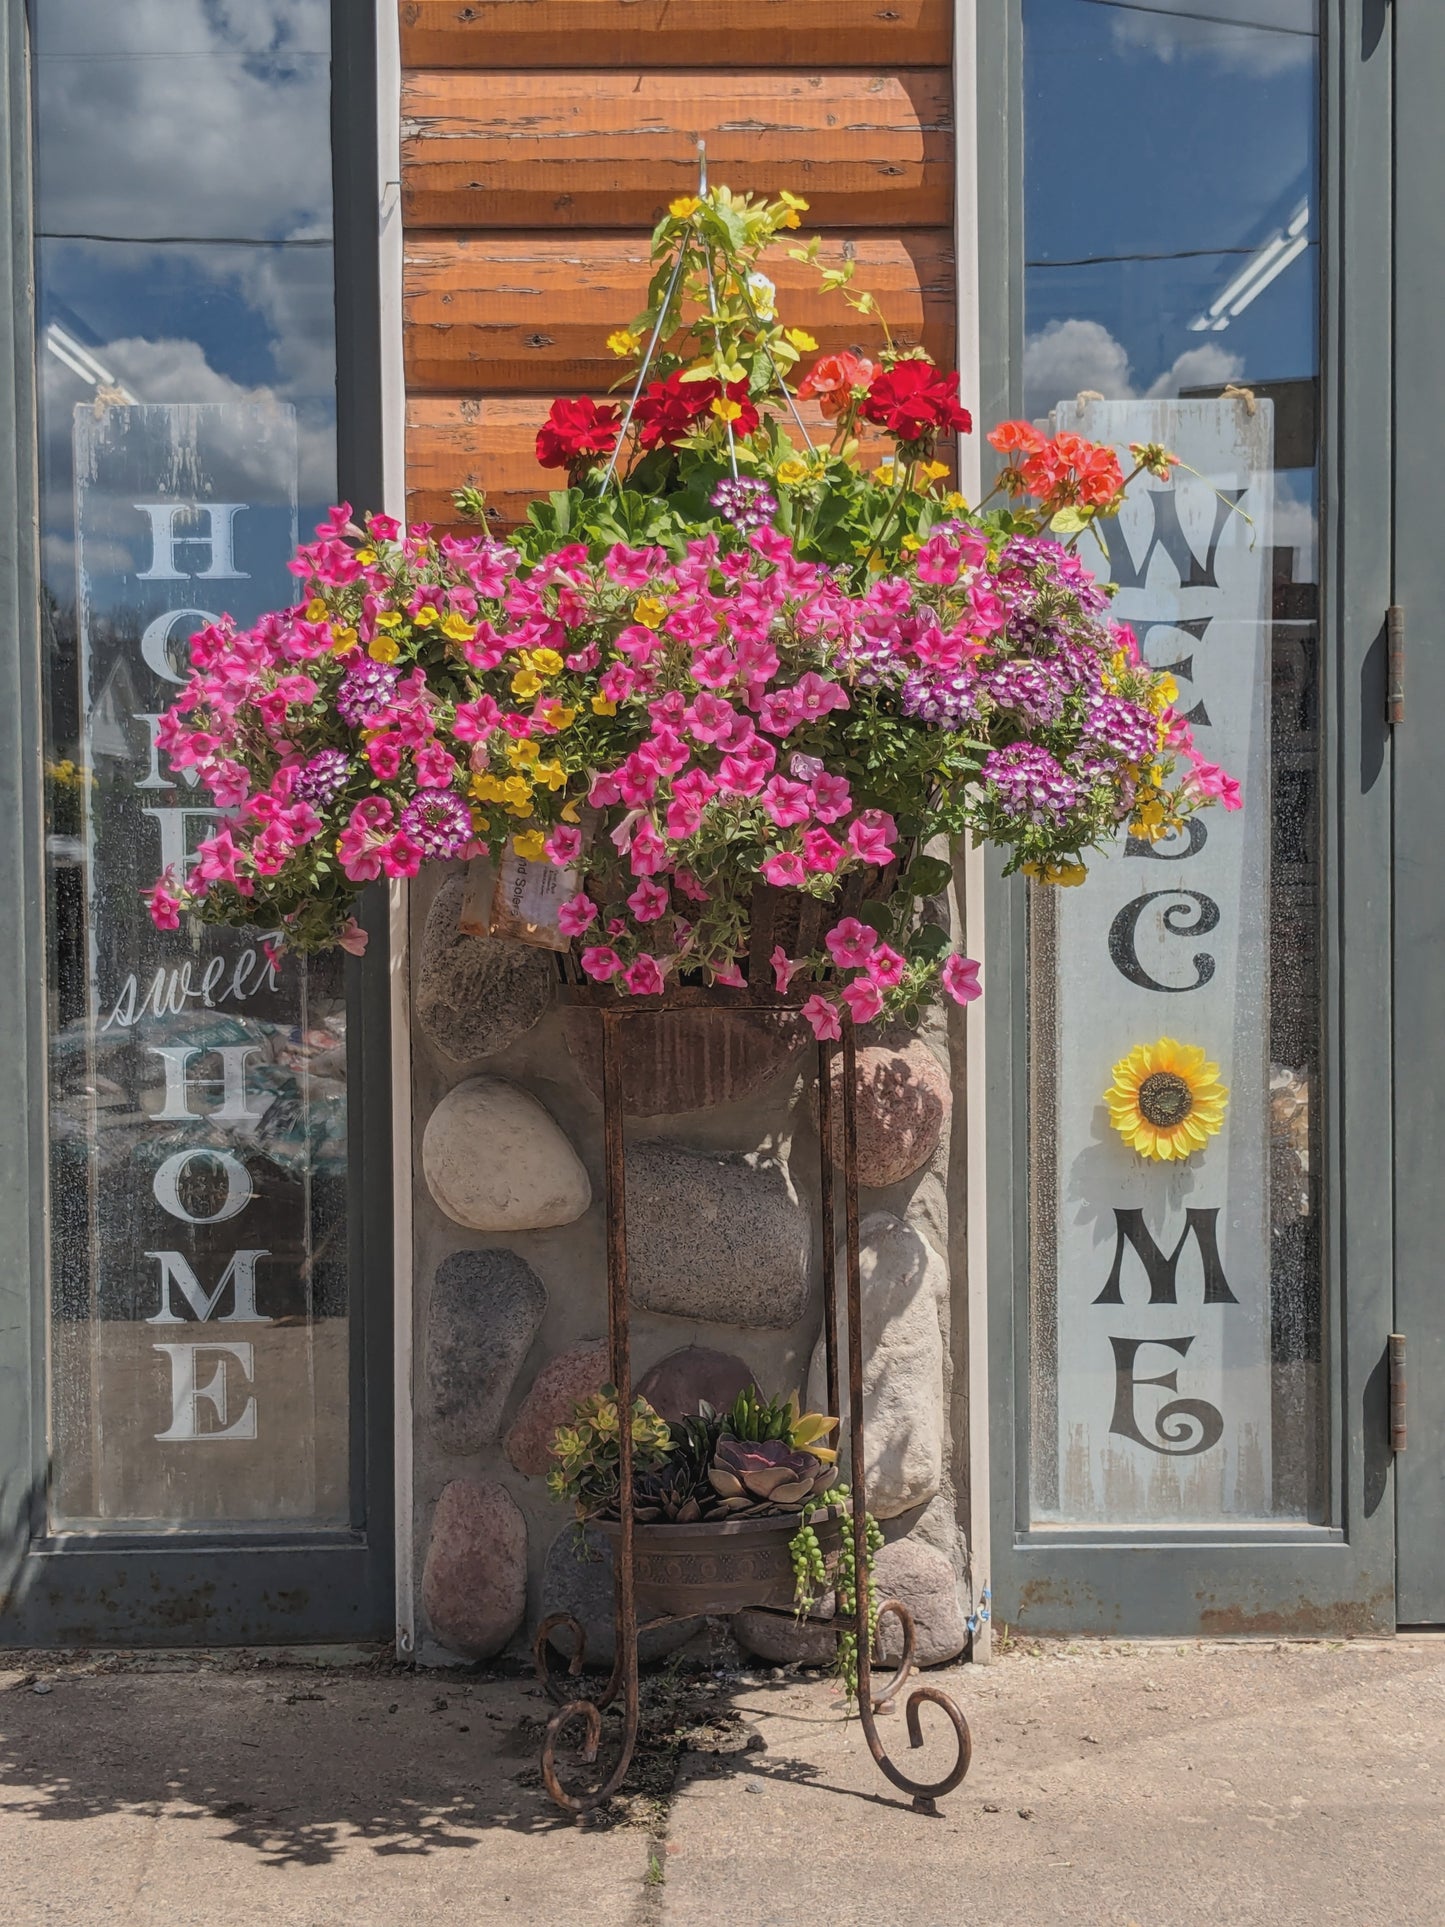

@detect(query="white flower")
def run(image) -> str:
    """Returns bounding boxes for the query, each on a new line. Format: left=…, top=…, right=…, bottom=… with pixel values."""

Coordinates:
left=745, top=272, right=777, bottom=320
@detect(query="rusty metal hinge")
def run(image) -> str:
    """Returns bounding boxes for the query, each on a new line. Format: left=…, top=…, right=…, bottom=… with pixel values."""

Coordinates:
left=1387, top=605, right=1405, bottom=725
left=1389, top=1333, right=1407, bottom=1453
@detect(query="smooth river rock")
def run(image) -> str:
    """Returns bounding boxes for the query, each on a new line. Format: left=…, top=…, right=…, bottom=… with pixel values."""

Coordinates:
left=562, top=1004, right=808, bottom=1116
left=415, top=874, right=555, bottom=1061
left=425, top=1246, right=547, bottom=1452
left=811, top=1038, right=951, bottom=1188
left=421, top=1480, right=528, bottom=1659
left=539, top=1524, right=696, bottom=1670
left=422, top=1075, right=592, bottom=1231
left=873, top=1535, right=970, bottom=1667
left=636, top=1346, right=756, bottom=1422
left=807, top=1213, right=945, bottom=1518
left=625, top=1143, right=811, bottom=1328
left=504, top=1339, right=610, bottom=1477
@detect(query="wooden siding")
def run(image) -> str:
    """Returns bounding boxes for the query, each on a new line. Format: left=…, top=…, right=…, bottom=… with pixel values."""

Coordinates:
left=399, top=1, right=952, bottom=71
left=398, top=3, right=955, bottom=531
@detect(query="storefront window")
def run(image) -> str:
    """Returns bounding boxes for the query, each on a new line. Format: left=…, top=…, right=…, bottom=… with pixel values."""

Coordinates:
left=35, top=2, right=351, bottom=1526
left=1022, top=1, right=1324, bottom=1523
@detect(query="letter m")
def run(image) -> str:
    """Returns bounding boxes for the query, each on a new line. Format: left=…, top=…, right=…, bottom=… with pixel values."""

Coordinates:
left=1093, top=1208, right=1237, bottom=1306
left=145, top=1249, right=271, bottom=1325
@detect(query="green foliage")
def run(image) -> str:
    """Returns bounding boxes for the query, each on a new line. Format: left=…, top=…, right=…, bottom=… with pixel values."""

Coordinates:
left=787, top=1488, right=885, bottom=1702
left=546, top=1388, right=673, bottom=1521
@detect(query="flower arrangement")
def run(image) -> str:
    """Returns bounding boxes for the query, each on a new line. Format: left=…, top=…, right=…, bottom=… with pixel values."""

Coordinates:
left=146, top=180, right=1240, bottom=1035
left=1104, top=1037, right=1229, bottom=1161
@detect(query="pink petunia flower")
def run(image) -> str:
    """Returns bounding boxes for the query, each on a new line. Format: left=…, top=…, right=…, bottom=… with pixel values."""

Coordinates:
left=580, top=944, right=623, bottom=981
left=761, top=850, right=806, bottom=888
left=558, top=892, right=597, bottom=938
left=825, top=917, right=878, bottom=970
left=841, top=976, right=884, bottom=1025
left=146, top=878, right=182, bottom=931
left=337, top=918, right=369, bottom=956
left=624, top=953, right=665, bottom=996
left=801, top=993, right=842, bottom=1041
left=847, top=809, right=898, bottom=866
left=808, top=772, right=852, bottom=823
left=941, top=953, right=982, bottom=1005
left=544, top=824, right=583, bottom=866
left=628, top=878, right=670, bottom=923
left=867, top=942, right=907, bottom=989
left=761, top=775, right=812, bottom=828
left=771, top=945, right=804, bottom=994
left=802, top=827, right=843, bottom=874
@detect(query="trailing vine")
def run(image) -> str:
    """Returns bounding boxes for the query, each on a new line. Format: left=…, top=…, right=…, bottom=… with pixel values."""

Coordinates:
left=788, top=1490, right=884, bottom=1699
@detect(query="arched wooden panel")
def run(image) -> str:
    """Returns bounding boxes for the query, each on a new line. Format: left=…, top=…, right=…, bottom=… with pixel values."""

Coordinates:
left=403, top=230, right=956, bottom=394
left=400, top=71, right=952, bottom=230
left=405, top=393, right=955, bottom=530
left=399, top=0, right=952, bottom=70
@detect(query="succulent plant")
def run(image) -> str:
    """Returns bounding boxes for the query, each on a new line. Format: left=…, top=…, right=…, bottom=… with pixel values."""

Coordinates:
left=547, top=1387, right=673, bottom=1521
left=708, top=1436, right=838, bottom=1513
left=721, top=1386, right=838, bottom=1463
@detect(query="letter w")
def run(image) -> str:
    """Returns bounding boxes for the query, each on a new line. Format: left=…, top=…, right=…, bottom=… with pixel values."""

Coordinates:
left=145, top=1249, right=271, bottom=1325
left=1093, top=1208, right=1237, bottom=1306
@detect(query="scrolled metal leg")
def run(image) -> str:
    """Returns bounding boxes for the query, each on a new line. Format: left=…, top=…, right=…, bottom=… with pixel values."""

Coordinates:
left=867, top=1597, right=917, bottom=1713
left=839, top=1024, right=973, bottom=1812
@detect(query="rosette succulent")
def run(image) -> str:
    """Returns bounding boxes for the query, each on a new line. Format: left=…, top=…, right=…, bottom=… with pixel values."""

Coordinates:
left=708, top=1437, right=838, bottom=1513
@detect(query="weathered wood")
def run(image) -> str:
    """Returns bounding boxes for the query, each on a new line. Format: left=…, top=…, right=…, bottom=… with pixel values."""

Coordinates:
left=405, top=393, right=955, bottom=529
left=401, top=70, right=952, bottom=230
left=403, top=230, right=955, bottom=393
left=399, top=0, right=952, bottom=70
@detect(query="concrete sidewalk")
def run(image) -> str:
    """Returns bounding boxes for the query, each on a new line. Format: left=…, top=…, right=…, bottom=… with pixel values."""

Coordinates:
left=2, top=1637, right=1442, bottom=1926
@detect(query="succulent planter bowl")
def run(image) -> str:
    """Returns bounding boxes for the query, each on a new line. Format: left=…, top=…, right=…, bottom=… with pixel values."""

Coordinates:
left=595, top=1506, right=844, bottom=1618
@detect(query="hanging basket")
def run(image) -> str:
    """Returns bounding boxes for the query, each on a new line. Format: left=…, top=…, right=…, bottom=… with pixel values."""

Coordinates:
left=594, top=1505, right=844, bottom=1618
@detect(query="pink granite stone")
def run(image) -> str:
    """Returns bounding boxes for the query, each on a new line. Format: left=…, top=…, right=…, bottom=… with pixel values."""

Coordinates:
left=811, top=1038, right=951, bottom=1188
left=504, top=1339, right=610, bottom=1477
left=421, top=1480, right=527, bottom=1659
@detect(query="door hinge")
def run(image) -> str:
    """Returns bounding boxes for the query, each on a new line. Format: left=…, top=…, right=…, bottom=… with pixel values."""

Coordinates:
left=1387, top=605, right=1405, bottom=725
left=1389, top=1333, right=1407, bottom=1452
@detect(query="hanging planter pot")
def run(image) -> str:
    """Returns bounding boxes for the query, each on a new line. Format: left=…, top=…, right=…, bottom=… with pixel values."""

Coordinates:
left=595, top=1504, right=844, bottom=1618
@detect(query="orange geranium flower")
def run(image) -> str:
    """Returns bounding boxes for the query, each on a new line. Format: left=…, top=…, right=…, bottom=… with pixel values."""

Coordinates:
left=797, top=350, right=878, bottom=420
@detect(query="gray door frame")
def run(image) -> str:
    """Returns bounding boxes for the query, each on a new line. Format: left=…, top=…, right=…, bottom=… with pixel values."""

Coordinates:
left=0, top=0, right=395, bottom=1646
left=978, top=0, right=1398, bottom=1636
left=1390, top=3, right=1444, bottom=1628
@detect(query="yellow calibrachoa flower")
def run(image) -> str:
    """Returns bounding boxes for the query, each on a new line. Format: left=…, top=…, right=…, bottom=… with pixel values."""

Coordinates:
left=512, top=829, right=547, bottom=860
left=591, top=694, right=617, bottom=716
left=440, top=612, right=475, bottom=643
left=943, top=491, right=967, bottom=512
left=669, top=196, right=701, bottom=219
left=527, top=647, right=565, bottom=677
left=330, top=626, right=358, bottom=655
left=633, top=595, right=667, bottom=629
left=1147, top=672, right=1178, bottom=714
left=506, top=736, right=540, bottom=766
left=607, top=328, right=641, bottom=357
left=304, top=597, right=329, bottom=622
left=711, top=396, right=744, bottom=423
left=1104, top=1038, right=1228, bottom=1162
left=783, top=328, right=817, bottom=352
left=539, top=700, right=576, bottom=731
left=375, top=610, right=403, bottom=630
left=511, top=668, right=543, bottom=699
left=412, top=605, right=439, bottom=628
left=1023, top=858, right=1087, bottom=886
left=471, top=773, right=505, bottom=803
left=873, top=460, right=897, bottom=486
left=533, top=759, right=567, bottom=792
left=900, top=533, right=924, bottom=553
left=367, top=635, right=400, bottom=663
left=354, top=547, right=377, bottom=565
left=776, top=456, right=809, bottom=487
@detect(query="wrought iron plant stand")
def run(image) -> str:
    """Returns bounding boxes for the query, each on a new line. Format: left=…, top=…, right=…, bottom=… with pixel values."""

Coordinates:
left=532, top=973, right=974, bottom=1816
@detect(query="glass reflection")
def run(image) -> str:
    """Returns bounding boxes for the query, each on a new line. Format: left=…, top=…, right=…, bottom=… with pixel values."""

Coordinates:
left=1023, top=0, right=1325, bottom=1524
left=33, top=1, right=349, bottom=1527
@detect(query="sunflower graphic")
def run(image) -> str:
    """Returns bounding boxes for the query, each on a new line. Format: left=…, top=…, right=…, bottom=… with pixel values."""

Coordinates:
left=1104, top=1037, right=1228, bottom=1162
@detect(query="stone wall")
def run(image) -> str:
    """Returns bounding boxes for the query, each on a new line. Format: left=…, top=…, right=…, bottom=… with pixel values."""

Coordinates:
left=408, top=860, right=976, bottom=1668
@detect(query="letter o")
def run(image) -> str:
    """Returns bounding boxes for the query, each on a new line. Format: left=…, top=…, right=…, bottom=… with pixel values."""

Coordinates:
left=141, top=607, right=222, bottom=686
left=152, top=1148, right=253, bottom=1224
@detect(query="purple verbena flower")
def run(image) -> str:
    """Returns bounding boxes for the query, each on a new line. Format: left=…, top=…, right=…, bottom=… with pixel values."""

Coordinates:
left=983, top=743, right=1079, bottom=824
left=399, top=788, right=472, bottom=858
left=293, top=748, right=351, bottom=807
left=336, top=659, right=400, bottom=728
left=1078, top=691, right=1157, bottom=763
left=977, top=660, right=1068, bottom=726
left=711, top=476, right=778, bottom=533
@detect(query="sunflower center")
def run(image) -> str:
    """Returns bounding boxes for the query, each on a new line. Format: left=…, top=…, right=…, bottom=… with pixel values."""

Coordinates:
left=1137, top=1070, right=1193, bottom=1129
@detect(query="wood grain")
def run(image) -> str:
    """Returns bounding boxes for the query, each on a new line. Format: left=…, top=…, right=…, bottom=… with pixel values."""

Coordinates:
left=399, top=0, right=952, bottom=70
left=403, top=230, right=955, bottom=393
left=405, top=393, right=954, bottom=529
left=401, top=70, right=952, bottom=230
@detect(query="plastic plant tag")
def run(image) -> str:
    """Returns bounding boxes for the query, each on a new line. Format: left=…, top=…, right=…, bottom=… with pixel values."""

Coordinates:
left=490, top=841, right=579, bottom=951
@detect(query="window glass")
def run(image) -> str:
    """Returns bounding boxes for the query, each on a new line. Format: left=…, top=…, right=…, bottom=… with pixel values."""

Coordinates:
left=34, top=1, right=350, bottom=1527
left=1023, top=0, right=1324, bottom=1524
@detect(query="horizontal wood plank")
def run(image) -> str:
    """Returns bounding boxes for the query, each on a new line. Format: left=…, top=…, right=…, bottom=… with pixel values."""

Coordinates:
left=405, top=393, right=953, bottom=529
left=401, top=70, right=952, bottom=230
left=403, top=230, right=955, bottom=393
left=399, top=0, right=952, bottom=70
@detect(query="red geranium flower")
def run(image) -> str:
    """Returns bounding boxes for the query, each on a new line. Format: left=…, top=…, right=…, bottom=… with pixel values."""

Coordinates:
left=536, top=396, right=622, bottom=470
left=861, top=362, right=973, bottom=444
left=633, top=371, right=759, bottom=449
left=1019, top=432, right=1124, bottom=509
left=987, top=419, right=1045, bottom=457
